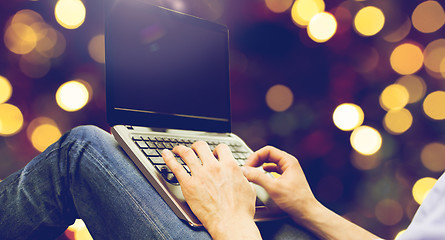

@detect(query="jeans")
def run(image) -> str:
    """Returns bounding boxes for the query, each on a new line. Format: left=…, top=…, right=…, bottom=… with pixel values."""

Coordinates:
left=0, top=126, right=316, bottom=240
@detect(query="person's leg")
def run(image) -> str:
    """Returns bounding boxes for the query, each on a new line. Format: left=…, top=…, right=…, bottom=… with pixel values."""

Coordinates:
left=0, top=125, right=211, bottom=240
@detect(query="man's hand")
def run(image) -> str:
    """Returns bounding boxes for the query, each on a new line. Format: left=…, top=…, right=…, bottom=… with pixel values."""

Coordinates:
left=242, top=146, right=380, bottom=240
left=162, top=141, right=261, bottom=240
left=242, top=146, right=318, bottom=222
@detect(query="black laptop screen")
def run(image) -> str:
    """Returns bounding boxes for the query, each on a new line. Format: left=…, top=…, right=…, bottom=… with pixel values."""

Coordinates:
left=106, top=0, right=231, bottom=132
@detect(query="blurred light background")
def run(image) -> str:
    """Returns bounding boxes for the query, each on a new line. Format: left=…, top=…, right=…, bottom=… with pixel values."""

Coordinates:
left=1, top=0, right=445, bottom=239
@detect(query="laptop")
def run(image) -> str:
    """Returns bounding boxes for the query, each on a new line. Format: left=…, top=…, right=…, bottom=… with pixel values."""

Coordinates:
left=105, top=0, right=286, bottom=227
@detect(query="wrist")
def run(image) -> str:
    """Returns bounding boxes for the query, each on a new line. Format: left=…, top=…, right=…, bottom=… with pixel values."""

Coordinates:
left=288, top=198, right=326, bottom=226
left=206, top=215, right=261, bottom=240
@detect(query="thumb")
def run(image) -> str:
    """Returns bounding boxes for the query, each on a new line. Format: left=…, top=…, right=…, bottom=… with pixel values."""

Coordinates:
left=242, top=166, right=274, bottom=190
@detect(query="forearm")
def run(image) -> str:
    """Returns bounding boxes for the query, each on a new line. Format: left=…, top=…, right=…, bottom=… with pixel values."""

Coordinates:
left=293, top=201, right=380, bottom=240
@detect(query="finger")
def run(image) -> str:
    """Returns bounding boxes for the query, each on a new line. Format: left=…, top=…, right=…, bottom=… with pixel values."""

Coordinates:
left=246, top=146, right=296, bottom=171
left=173, top=145, right=201, bottom=172
left=242, top=166, right=275, bottom=192
left=162, top=149, right=189, bottom=182
left=191, top=141, right=216, bottom=165
left=213, top=144, right=236, bottom=163
left=263, top=164, right=283, bottom=174
left=246, top=146, right=272, bottom=167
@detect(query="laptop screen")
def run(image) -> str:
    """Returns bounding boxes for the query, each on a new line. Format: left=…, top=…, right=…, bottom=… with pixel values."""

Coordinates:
left=106, top=0, right=231, bottom=133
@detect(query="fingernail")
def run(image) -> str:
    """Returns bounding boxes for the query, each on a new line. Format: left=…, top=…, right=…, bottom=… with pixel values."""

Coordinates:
left=162, top=149, right=172, bottom=156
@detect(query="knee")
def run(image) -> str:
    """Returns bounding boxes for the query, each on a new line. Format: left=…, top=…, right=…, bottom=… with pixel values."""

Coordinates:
left=66, top=125, right=112, bottom=145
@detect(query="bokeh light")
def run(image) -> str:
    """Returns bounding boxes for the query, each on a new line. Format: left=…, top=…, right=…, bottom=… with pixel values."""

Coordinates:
left=88, top=34, right=105, bottom=63
left=390, top=43, right=424, bottom=75
left=0, top=103, right=24, bottom=136
left=411, top=0, right=445, bottom=34
left=27, top=117, right=62, bottom=152
left=383, top=108, right=413, bottom=135
left=350, top=125, right=382, bottom=155
left=4, top=9, right=67, bottom=79
left=350, top=151, right=381, bottom=170
left=379, top=84, right=409, bottom=111
left=11, top=9, right=44, bottom=25
left=423, top=91, right=445, bottom=120
left=307, top=12, right=337, bottom=43
left=421, top=142, right=445, bottom=172
left=35, top=26, right=57, bottom=54
left=4, top=22, right=38, bottom=55
left=395, top=75, right=426, bottom=103
left=441, top=58, right=445, bottom=79
left=265, top=84, right=294, bottom=112
left=2, top=0, right=445, bottom=238
left=3, top=9, right=46, bottom=55
left=19, top=53, right=51, bottom=78
left=332, top=103, right=364, bottom=131
left=383, top=18, right=411, bottom=43
left=412, top=177, right=437, bottom=205
left=67, top=219, right=93, bottom=240
left=35, top=27, right=66, bottom=59
left=54, top=0, right=86, bottom=29
left=265, top=0, right=293, bottom=13
left=374, top=199, right=404, bottom=226
left=291, top=0, right=325, bottom=27
left=56, top=80, right=91, bottom=112
left=353, top=6, right=385, bottom=37
left=423, top=39, right=445, bottom=76
left=0, top=76, right=13, bottom=104
left=395, top=230, right=406, bottom=240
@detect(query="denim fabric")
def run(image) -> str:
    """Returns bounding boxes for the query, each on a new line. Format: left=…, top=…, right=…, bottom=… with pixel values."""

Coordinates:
left=0, top=125, right=315, bottom=240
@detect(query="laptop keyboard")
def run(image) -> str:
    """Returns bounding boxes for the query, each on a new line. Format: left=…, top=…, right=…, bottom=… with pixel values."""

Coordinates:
left=132, top=134, right=252, bottom=185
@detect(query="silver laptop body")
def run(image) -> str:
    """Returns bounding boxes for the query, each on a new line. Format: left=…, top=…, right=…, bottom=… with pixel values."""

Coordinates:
left=106, top=0, right=286, bottom=227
